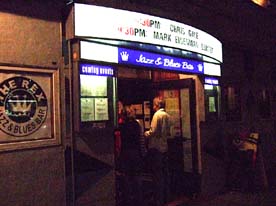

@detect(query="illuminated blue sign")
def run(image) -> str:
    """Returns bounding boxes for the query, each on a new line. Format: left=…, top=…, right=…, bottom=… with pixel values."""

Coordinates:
left=118, top=48, right=204, bottom=74
left=205, top=77, right=219, bottom=85
left=80, top=63, right=114, bottom=76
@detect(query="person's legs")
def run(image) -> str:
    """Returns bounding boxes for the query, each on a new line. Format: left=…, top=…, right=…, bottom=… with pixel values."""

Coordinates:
left=148, top=149, right=166, bottom=206
left=243, top=150, right=255, bottom=192
left=162, top=153, right=170, bottom=203
left=131, top=175, right=143, bottom=206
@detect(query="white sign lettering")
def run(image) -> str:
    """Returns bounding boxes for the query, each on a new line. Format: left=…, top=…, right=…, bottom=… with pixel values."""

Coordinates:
left=133, top=53, right=196, bottom=71
left=74, top=3, right=223, bottom=63
left=136, top=54, right=155, bottom=64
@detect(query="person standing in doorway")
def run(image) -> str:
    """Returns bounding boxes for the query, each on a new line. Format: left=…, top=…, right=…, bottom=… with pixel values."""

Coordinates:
left=119, top=105, right=144, bottom=206
left=144, top=97, right=171, bottom=206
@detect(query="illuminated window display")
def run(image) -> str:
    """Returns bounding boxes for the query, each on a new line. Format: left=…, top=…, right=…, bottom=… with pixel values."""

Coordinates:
left=80, top=75, right=108, bottom=121
left=204, top=77, right=220, bottom=121
left=79, top=64, right=114, bottom=122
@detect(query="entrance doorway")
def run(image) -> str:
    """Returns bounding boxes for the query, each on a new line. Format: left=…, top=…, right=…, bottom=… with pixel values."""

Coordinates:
left=116, top=67, right=199, bottom=203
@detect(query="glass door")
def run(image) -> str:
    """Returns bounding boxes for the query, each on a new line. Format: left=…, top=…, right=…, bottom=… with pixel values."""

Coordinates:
left=152, top=78, right=199, bottom=197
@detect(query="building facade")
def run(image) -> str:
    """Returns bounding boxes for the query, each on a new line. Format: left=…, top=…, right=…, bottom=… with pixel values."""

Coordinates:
left=0, top=1, right=65, bottom=206
left=0, top=1, right=275, bottom=205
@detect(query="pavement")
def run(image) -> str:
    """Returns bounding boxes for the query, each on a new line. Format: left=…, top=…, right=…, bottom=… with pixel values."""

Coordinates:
left=166, top=189, right=276, bottom=206
left=73, top=136, right=276, bottom=206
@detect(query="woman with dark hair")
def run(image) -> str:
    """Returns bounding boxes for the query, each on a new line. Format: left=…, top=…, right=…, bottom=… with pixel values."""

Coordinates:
left=119, top=105, right=144, bottom=206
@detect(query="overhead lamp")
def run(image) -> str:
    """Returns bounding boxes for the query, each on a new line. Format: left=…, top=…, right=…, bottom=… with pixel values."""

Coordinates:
left=251, top=0, right=271, bottom=8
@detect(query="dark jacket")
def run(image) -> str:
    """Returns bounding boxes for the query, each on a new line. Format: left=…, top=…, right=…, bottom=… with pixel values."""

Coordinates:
left=119, top=118, right=143, bottom=174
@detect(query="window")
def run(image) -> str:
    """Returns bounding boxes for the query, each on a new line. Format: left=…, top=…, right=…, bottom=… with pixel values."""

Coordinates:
left=80, top=75, right=109, bottom=121
left=223, top=86, right=241, bottom=121
left=258, top=88, right=271, bottom=119
left=204, top=85, right=221, bottom=121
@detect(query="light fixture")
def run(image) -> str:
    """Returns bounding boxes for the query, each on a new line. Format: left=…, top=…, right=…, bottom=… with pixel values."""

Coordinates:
left=251, top=0, right=271, bottom=8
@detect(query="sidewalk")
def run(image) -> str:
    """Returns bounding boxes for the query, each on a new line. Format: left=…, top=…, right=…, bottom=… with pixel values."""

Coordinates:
left=167, top=190, right=276, bottom=206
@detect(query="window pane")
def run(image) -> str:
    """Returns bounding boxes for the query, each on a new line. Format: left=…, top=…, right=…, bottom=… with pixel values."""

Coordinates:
left=224, top=86, right=241, bottom=121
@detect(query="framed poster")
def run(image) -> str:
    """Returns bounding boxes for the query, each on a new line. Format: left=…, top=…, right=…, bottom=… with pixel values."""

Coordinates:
left=80, top=75, right=107, bottom=96
left=0, top=66, right=61, bottom=151
left=81, top=98, right=94, bottom=121
left=94, top=98, right=108, bottom=121
left=79, top=63, right=113, bottom=123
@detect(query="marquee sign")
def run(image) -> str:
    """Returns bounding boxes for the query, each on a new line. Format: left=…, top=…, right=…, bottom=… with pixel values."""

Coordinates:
left=74, top=3, right=223, bottom=63
left=118, top=48, right=204, bottom=74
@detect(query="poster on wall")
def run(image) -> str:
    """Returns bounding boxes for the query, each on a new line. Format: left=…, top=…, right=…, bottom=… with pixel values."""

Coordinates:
left=0, top=66, right=60, bottom=151
left=81, top=98, right=94, bottom=121
left=131, top=104, right=143, bottom=115
left=208, top=97, right=216, bottom=112
left=180, top=88, right=191, bottom=139
left=80, top=75, right=107, bottom=96
left=161, top=90, right=181, bottom=137
left=94, top=98, right=108, bottom=121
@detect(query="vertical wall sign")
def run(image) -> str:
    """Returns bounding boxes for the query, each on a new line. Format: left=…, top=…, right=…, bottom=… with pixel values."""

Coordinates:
left=0, top=66, right=61, bottom=151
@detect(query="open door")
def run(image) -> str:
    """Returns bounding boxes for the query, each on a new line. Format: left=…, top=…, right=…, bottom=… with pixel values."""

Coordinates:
left=152, top=78, right=200, bottom=198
